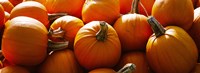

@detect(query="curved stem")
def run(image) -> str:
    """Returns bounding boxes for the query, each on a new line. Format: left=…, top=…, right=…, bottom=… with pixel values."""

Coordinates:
left=147, top=16, right=165, bottom=37
left=48, top=13, right=68, bottom=24
left=117, top=63, right=136, bottom=73
left=130, top=0, right=140, bottom=14
left=96, top=21, right=108, bottom=41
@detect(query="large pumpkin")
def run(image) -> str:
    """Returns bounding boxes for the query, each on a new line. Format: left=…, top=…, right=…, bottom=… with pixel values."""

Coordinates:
left=45, top=0, right=84, bottom=18
left=115, top=51, right=150, bottom=73
left=38, top=49, right=83, bottom=73
left=2, top=16, right=48, bottom=66
left=50, top=16, right=84, bottom=49
left=9, top=1, right=49, bottom=28
left=74, top=21, right=121, bottom=70
left=146, top=17, right=198, bottom=73
left=114, top=0, right=152, bottom=51
left=82, top=0, right=120, bottom=25
left=0, top=0, right=14, bottom=13
left=152, top=0, right=194, bottom=30
left=0, top=66, right=30, bottom=73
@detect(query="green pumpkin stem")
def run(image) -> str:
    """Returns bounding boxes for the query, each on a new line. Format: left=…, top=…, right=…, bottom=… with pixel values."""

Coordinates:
left=47, top=27, right=68, bottom=53
left=130, top=0, right=139, bottom=14
left=96, top=21, right=108, bottom=41
left=48, top=13, right=68, bottom=24
left=117, top=63, right=136, bottom=73
left=147, top=16, right=165, bottom=37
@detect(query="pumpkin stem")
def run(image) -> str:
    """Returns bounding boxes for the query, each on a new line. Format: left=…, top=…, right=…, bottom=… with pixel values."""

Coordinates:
left=47, top=27, right=69, bottom=53
left=130, top=0, right=139, bottom=14
left=48, top=13, right=68, bottom=24
left=147, top=16, right=165, bottom=37
left=96, top=21, right=108, bottom=41
left=117, top=63, right=136, bottom=73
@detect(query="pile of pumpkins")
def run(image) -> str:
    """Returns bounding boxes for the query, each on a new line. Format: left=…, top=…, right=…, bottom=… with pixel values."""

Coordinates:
left=0, top=0, right=200, bottom=73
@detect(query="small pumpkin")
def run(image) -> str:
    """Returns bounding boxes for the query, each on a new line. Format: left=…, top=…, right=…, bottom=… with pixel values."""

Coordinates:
left=0, top=66, right=30, bottom=73
left=114, top=0, right=152, bottom=51
left=146, top=17, right=198, bottom=73
left=152, top=0, right=194, bottom=30
left=89, top=68, right=116, bottom=73
left=8, top=0, right=24, bottom=6
left=2, top=16, right=48, bottom=66
left=0, top=0, right=14, bottom=13
left=115, top=51, right=150, bottom=73
left=9, top=1, right=49, bottom=28
left=82, top=0, right=120, bottom=25
left=45, top=0, right=84, bottom=18
left=50, top=15, right=84, bottom=49
left=74, top=21, right=121, bottom=70
left=38, top=49, right=83, bottom=73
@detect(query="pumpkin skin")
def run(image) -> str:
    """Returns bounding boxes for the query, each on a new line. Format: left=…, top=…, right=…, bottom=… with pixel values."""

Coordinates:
left=38, top=49, right=83, bottom=73
left=115, top=52, right=150, bottom=73
left=74, top=21, right=121, bottom=70
left=152, top=0, right=194, bottom=30
left=0, top=5, right=5, bottom=25
left=146, top=17, right=198, bottom=73
left=9, top=1, right=49, bottom=28
left=2, top=16, right=48, bottom=66
left=82, top=0, right=120, bottom=25
left=191, top=63, right=200, bottom=73
left=4, top=11, right=10, bottom=22
left=45, top=0, right=84, bottom=18
left=50, top=16, right=84, bottom=49
left=89, top=68, right=116, bottom=73
left=114, top=14, right=152, bottom=51
left=0, top=0, right=14, bottom=13
left=0, top=66, right=30, bottom=73
left=8, top=0, right=24, bottom=6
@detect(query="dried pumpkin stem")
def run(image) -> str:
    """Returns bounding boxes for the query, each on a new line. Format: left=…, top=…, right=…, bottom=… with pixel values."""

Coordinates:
left=96, top=21, right=108, bottom=41
left=48, top=13, right=68, bottom=24
left=117, top=63, right=136, bottom=73
left=147, top=16, right=165, bottom=37
left=130, top=0, right=139, bottom=14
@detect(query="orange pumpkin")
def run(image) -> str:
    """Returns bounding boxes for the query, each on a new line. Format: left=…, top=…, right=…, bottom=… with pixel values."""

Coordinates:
left=146, top=17, right=198, bottom=73
left=9, top=1, right=49, bottom=28
left=115, top=51, right=150, bottom=73
left=50, top=16, right=84, bottom=49
left=0, top=5, right=5, bottom=25
left=152, top=0, right=194, bottom=30
left=114, top=0, right=152, bottom=51
left=24, top=0, right=46, bottom=5
left=74, top=21, right=121, bottom=70
left=82, top=0, right=120, bottom=25
left=191, top=63, right=200, bottom=73
left=45, top=0, right=84, bottom=18
left=0, top=66, right=30, bottom=73
left=2, top=16, right=48, bottom=66
left=4, top=11, right=10, bottom=22
left=89, top=68, right=116, bottom=73
left=38, top=49, right=83, bottom=73
left=0, top=0, right=14, bottom=13
left=8, top=0, right=24, bottom=6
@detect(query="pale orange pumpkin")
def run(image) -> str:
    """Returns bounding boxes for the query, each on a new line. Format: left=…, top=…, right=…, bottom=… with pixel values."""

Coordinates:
left=50, top=16, right=84, bottom=49
left=114, top=0, right=152, bottom=51
left=2, top=16, right=48, bottom=66
left=74, top=21, right=121, bottom=70
left=89, top=68, right=116, bottom=73
left=152, top=0, right=194, bottom=30
left=146, top=17, right=198, bottom=73
left=82, top=0, right=120, bottom=25
left=45, top=0, right=84, bottom=18
left=9, top=1, right=49, bottom=28
left=0, top=0, right=14, bottom=13
left=38, top=49, right=83, bottom=73
left=0, top=66, right=30, bottom=73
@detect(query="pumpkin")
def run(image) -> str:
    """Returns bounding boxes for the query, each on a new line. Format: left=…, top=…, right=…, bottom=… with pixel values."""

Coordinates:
left=0, top=5, right=5, bottom=25
left=8, top=0, right=24, bottom=6
left=115, top=51, right=150, bottom=73
left=82, top=0, right=120, bottom=25
left=113, top=0, right=152, bottom=51
left=24, top=0, right=46, bottom=5
left=188, top=7, right=200, bottom=62
left=74, top=21, right=121, bottom=70
left=89, top=68, right=116, bottom=73
left=0, top=66, right=30, bottom=73
left=38, top=49, right=83, bottom=73
left=2, top=16, right=48, bottom=66
left=4, top=11, right=10, bottom=22
left=191, top=63, right=200, bottom=73
left=152, top=0, right=194, bottom=30
left=45, top=0, right=84, bottom=18
left=50, top=16, right=84, bottom=49
left=119, top=0, right=154, bottom=16
left=0, top=0, right=14, bottom=13
left=9, top=1, right=49, bottom=28
left=146, top=17, right=198, bottom=73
